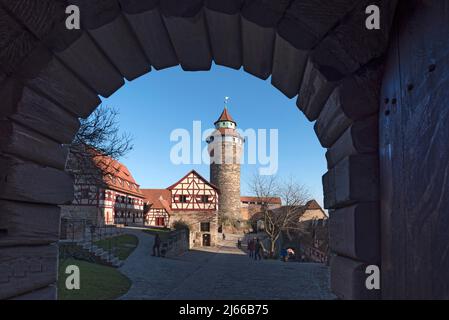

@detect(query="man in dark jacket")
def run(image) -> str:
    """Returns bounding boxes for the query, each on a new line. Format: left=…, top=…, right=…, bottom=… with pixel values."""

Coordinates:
left=254, top=238, right=264, bottom=261
left=152, top=234, right=161, bottom=257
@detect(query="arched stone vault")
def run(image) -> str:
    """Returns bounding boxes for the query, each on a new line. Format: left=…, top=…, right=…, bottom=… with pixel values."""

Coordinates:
left=0, top=0, right=398, bottom=300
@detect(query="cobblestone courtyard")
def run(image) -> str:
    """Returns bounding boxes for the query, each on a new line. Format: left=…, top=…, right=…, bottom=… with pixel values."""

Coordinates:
left=118, top=228, right=335, bottom=300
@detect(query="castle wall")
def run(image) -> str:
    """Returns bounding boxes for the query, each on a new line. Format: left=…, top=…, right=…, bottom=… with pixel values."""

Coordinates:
left=60, top=205, right=98, bottom=224
left=169, top=211, right=218, bottom=248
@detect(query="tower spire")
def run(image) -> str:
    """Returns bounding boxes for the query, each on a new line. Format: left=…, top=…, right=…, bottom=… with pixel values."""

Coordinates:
left=224, top=96, right=230, bottom=108
left=215, top=97, right=236, bottom=128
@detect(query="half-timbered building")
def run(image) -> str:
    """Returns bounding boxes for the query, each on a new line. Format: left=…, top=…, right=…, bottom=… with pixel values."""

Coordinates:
left=142, top=170, right=219, bottom=247
left=61, top=153, right=145, bottom=227
left=167, top=170, right=219, bottom=212
left=141, top=189, right=172, bottom=228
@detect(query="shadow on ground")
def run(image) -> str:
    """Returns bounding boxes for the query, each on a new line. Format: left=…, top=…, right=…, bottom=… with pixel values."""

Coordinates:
left=118, top=228, right=335, bottom=300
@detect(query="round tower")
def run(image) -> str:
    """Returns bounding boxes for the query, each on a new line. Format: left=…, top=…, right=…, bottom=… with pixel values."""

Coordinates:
left=207, top=105, right=244, bottom=225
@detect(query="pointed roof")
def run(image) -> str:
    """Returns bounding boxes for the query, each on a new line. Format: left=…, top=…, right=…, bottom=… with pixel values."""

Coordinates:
left=166, top=169, right=220, bottom=192
left=214, top=107, right=236, bottom=125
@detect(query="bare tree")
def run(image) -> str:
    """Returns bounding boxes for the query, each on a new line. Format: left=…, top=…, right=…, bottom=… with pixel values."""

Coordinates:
left=65, top=104, right=133, bottom=205
left=249, top=174, right=311, bottom=257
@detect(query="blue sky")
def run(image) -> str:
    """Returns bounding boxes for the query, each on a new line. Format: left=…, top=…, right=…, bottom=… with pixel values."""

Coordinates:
left=102, top=64, right=326, bottom=206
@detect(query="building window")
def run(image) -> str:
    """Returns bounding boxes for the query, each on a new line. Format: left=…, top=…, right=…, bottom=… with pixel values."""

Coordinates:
left=200, top=195, right=209, bottom=203
left=200, top=222, right=210, bottom=232
left=179, top=195, right=188, bottom=203
left=156, top=217, right=165, bottom=226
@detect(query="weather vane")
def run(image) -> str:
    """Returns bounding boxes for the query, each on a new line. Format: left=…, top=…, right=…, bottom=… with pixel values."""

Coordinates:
left=224, top=96, right=230, bottom=108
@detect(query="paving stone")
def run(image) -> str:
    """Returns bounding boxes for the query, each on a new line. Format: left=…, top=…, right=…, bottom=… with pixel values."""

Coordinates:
left=118, top=228, right=335, bottom=300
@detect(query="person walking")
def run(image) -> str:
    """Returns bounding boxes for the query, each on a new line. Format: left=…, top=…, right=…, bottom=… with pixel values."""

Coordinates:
left=254, top=238, right=263, bottom=261
left=247, top=238, right=255, bottom=258
left=280, top=248, right=288, bottom=262
left=152, top=234, right=161, bottom=257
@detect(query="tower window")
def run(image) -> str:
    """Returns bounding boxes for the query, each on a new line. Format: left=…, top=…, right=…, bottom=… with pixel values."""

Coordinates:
left=179, top=195, right=188, bottom=203
left=199, top=195, right=209, bottom=203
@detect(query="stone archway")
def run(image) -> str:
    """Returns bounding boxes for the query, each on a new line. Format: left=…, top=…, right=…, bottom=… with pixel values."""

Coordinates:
left=0, top=0, right=398, bottom=300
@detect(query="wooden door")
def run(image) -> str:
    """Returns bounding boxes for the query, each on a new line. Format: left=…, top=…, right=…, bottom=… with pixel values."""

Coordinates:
left=380, top=0, right=449, bottom=299
left=202, top=233, right=211, bottom=246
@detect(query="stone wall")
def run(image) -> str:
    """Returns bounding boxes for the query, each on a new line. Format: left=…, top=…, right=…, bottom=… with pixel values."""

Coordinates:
left=60, top=205, right=98, bottom=224
left=241, top=203, right=282, bottom=222
left=210, top=163, right=241, bottom=223
left=169, top=210, right=218, bottom=248
left=60, top=218, right=88, bottom=241
left=163, top=229, right=189, bottom=258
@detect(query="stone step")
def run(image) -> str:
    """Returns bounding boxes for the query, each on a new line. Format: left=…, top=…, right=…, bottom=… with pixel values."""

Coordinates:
left=95, top=249, right=106, bottom=256
left=75, top=240, right=122, bottom=265
left=93, top=248, right=105, bottom=256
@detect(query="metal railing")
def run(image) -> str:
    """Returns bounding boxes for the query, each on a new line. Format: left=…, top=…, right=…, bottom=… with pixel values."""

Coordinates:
left=59, top=218, right=124, bottom=263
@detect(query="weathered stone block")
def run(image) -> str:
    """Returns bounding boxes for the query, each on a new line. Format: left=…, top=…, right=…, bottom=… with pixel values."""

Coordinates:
left=330, top=255, right=380, bottom=300
left=0, top=155, right=74, bottom=205
left=0, top=78, right=80, bottom=144
left=297, top=59, right=341, bottom=121
left=123, top=6, right=178, bottom=70
left=323, top=154, right=379, bottom=209
left=271, top=33, right=308, bottom=98
left=0, top=244, right=58, bottom=300
left=0, top=200, right=60, bottom=247
left=88, top=14, right=151, bottom=81
left=329, top=203, right=380, bottom=263
left=0, top=120, right=69, bottom=170
left=162, top=9, right=212, bottom=71
left=326, top=116, right=378, bottom=169
left=205, top=8, right=242, bottom=70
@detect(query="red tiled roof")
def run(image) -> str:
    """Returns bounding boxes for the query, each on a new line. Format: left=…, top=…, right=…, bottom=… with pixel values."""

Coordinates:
left=141, top=189, right=172, bottom=213
left=240, top=196, right=282, bottom=205
left=270, top=200, right=325, bottom=216
left=92, top=153, right=144, bottom=198
left=214, top=107, right=235, bottom=124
